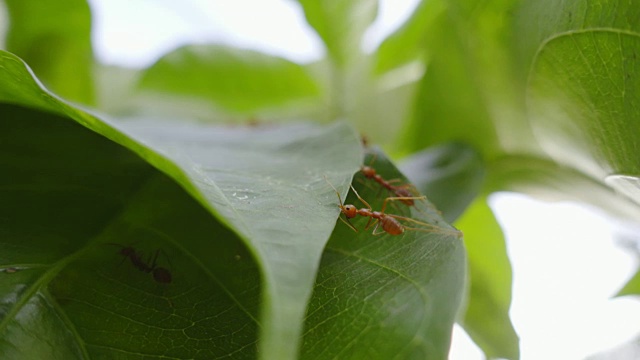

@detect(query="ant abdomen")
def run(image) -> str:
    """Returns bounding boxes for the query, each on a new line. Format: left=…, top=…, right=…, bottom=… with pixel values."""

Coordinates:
left=380, top=216, right=403, bottom=235
left=153, top=267, right=172, bottom=284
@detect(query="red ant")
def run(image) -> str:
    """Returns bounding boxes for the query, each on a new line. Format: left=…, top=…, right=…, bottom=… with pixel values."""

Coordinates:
left=359, top=154, right=423, bottom=207
left=361, top=164, right=417, bottom=206
left=326, top=178, right=461, bottom=237
left=110, top=244, right=172, bottom=284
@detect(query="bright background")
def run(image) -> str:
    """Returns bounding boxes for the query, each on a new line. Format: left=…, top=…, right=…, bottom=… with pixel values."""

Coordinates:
left=87, top=1, right=640, bottom=359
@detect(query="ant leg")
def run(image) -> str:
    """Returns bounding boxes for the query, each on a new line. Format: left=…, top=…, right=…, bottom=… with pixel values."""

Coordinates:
left=152, top=250, right=160, bottom=268
left=356, top=177, right=377, bottom=193
left=371, top=221, right=387, bottom=236
left=385, top=213, right=462, bottom=236
left=402, top=225, right=463, bottom=237
left=380, top=196, right=427, bottom=214
left=349, top=185, right=372, bottom=211
left=338, top=215, right=359, bottom=232
left=385, top=213, right=438, bottom=226
left=390, top=184, right=440, bottom=213
left=363, top=217, right=376, bottom=230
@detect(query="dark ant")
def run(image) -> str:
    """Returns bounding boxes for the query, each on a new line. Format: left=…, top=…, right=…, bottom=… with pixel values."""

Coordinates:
left=326, top=178, right=461, bottom=237
left=110, top=244, right=172, bottom=284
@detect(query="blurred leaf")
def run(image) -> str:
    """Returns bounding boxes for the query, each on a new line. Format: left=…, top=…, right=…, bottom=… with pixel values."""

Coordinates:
left=399, top=142, right=484, bottom=223
left=0, top=50, right=363, bottom=360
left=302, top=149, right=466, bottom=359
left=294, top=0, right=377, bottom=67
left=456, top=198, right=518, bottom=360
left=517, top=0, right=640, bottom=202
left=3, top=0, right=94, bottom=104
left=486, top=156, right=640, bottom=222
left=617, top=268, right=640, bottom=297
left=374, top=0, right=443, bottom=74
left=398, top=11, right=499, bottom=157
left=586, top=335, right=640, bottom=360
left=93, top=64, right=143, bottom=116
left=396, top=0, right=540, bottom=160
left=136, top=44, right=321, bottom=119
left=347, top=61, right=424, bottom=148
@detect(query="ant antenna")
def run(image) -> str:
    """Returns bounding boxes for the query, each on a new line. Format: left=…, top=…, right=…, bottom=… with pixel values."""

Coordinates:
left=348, top=184, right=372, bottom=211
left=324, top=176, right=359, bottom=232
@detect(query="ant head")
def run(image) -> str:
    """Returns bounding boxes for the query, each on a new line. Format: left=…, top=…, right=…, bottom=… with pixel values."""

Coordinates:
left=361, top=166, right=375, bottom=178
left=342, top=204, right=358, bottom=218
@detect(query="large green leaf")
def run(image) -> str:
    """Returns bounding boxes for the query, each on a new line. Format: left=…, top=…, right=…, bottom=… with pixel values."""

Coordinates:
left=0, top=50, right=363, bottom=360
left=1, top=49, right=466, bottom=359
left=294, top=0, right=377, bottom=67
left=136, top=44, right=322, bottom=119
left=518, top=0, right=640, bottom=202
left=455, top=198, right=518, bottom=360
left=302, top=150, right=466, bottom=359
left=3, top=0, right=94, bottom=104
left=485, top=155, right=640, bottom=222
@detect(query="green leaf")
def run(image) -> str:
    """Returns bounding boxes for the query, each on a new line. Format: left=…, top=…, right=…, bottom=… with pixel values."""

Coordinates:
left=398, top=10, right=500, bottom=157
left=302, top=149, right=466, bottom=359
left=617, top=268, right=640, bottom=297
left=117, top=121, right=362, bottom=360
left=398, top=142, right=516, bottom=359
left=294, top=0, right=377, bottom=67
left=456, top=198, right=518, bottom=360
left=397, top=0, right=541, bottom=160
left=485, top=155, right=640, bottom=222
left=3, top=0, right=94, bottom=104
left=135, top=44, right=322, bottom=119
left=399, top=142, right=484, bottom=223
left=1, top=107, right=261, bottom=358
left=0, top=50, right=363, bottom=360
left=516, top=0, right=640, bottom=200
left=373, top=0, right=444, bottom=74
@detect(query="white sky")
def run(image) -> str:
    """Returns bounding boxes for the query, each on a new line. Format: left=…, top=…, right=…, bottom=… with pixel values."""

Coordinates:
left=88, top=1, right=640, bottom=359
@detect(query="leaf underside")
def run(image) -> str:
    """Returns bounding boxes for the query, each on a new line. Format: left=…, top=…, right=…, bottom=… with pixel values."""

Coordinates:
left=0, top=105, right=261, bottom=359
